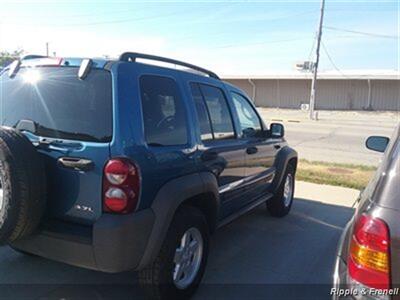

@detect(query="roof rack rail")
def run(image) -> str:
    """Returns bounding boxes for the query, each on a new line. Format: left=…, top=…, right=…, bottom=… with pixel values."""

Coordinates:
left=119, top=52, right=220, bottom=80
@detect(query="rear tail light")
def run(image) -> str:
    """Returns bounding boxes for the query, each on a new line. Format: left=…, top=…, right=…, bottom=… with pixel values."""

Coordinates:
left=348, top=214, right=390, bottom=290
left=103, top=158, right=140, bottom=213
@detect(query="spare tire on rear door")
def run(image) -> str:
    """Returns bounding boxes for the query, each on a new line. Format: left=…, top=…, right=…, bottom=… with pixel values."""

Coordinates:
left=0, top=127, right=46, bottom=244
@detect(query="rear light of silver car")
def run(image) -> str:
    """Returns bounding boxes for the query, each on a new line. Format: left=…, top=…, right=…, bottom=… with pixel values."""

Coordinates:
left=103, top=158, right=140, bottom=213
left=348, top=214, right=391, bottom=291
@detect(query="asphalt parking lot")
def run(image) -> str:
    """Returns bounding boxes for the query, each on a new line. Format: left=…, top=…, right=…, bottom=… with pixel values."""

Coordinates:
left=0, top=182, right=358, bottom=300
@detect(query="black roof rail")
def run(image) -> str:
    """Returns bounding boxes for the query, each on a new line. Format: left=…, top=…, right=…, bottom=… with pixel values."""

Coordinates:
left=119, top=52, right=220, bottom=80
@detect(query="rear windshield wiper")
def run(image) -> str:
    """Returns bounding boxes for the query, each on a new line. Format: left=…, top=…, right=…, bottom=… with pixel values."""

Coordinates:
left=147, top=142, right=165, bottom=147
left=35, top=125, right=103, bottom=143
left=13, top=119, right=107, bottom=143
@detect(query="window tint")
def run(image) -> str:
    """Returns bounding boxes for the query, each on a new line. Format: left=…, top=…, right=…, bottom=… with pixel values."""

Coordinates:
left=199, top=85, right=235, bottom=140
left=190, top=83, right=213, bottom=141
left=140, top=75, right=188, bottom=146
left=231, top=93, right=262, bottom=138
left=0, top=67, right=112, bottom=142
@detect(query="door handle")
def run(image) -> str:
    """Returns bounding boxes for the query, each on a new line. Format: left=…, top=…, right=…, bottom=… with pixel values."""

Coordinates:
left=274, top=144, right=281, bottom=150
left=246, top=147, right=258, bottom=155
left=201, top=151, right=218, bottom=161
left=58, top=157, right=94, bottom=171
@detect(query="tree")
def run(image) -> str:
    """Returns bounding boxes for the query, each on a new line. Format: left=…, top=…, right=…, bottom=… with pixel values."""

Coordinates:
left=0, top=49, right=24, bottom=68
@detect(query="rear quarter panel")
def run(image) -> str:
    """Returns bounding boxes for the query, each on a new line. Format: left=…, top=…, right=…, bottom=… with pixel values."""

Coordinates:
left=387, top=202, right=400, bottom=293
left=375, top=206, right=400, bottom=290
left=110, top=62, right=199, bottom=210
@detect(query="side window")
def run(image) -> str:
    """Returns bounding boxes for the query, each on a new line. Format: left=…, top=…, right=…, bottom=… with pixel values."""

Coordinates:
left=231, top=92, right=262, bottom=138
left=140, top=75, right=188, bottom=146
left=190, top=83, right=213, bottom=141
left=199, top=84, right=235, bottom=140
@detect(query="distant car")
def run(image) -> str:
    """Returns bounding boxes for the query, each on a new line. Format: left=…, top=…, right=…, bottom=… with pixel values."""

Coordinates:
left=0, top=53, right=297, bottom=299
left=333, top=124, right=400, bottom=299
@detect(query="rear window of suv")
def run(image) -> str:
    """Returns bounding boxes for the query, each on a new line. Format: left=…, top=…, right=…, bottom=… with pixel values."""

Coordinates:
left=0, top=67, right=112, bottom=142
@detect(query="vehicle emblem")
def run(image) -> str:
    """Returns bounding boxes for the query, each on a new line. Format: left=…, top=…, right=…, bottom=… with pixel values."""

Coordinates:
left=74, top=204, right=94, bottom=213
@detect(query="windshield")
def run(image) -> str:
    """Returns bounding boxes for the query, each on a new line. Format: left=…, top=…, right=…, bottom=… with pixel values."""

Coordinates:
left=0, top=67, right=112, bottom=142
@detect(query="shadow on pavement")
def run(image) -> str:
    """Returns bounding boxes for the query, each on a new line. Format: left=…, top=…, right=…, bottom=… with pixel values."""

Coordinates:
left=0, top=197, right=355, bottom=300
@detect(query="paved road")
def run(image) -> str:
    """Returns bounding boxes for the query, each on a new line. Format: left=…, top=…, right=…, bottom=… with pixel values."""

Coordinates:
left=0, top=182, right=358, bottom=300
left=259, top=109, right=399, bottom=166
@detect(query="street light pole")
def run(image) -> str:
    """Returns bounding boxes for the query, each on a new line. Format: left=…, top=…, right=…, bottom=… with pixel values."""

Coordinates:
left=309, top=0, right=325, bottom=120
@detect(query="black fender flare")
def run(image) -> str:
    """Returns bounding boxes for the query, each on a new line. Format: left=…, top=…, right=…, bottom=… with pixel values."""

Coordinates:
left=269, top=146, right=298, bottom=194
left=137, top=172, right=219, bottom=269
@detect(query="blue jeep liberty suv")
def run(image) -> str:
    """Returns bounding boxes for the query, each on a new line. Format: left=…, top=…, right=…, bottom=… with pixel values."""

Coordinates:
left=0, top=53, right=297, bottom=299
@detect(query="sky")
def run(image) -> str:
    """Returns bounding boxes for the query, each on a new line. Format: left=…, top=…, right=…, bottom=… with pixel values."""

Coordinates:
left=0, top=0, right=398, bottom=75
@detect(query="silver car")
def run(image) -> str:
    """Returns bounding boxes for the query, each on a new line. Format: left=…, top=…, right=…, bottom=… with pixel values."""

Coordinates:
left=333, top=124, right=400, bottom=300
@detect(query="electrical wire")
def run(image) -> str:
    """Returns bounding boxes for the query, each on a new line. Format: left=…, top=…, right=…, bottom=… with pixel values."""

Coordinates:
left=324, top=26, right=398, bottom=39
left=171, top=9, right=318, bottom=44
left=3, top=7, right=144, bottom=20
left=213, top=36, right=312, bottom=49
left=307, top=32, right=317, bottom=62
left=321, top=40, right=355, bottom=79
left=320, top=40, right=346, bottom=76
left=46, top=10, right=187, bottom=27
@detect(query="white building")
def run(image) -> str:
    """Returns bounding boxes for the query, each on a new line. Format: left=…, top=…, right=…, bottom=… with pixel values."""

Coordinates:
left=223, top=70, right=399, bottom=111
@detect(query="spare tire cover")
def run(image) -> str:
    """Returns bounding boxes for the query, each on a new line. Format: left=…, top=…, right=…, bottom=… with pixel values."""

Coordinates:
left=0, top=127, right=46, bottom=244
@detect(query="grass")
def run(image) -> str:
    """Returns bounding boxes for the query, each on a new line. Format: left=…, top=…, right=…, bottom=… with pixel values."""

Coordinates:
left=296, top=159, right=376, bottom=190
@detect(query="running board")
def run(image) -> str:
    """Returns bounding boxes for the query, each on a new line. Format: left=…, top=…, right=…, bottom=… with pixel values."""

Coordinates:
left=217, top=193, right=273, bottom=229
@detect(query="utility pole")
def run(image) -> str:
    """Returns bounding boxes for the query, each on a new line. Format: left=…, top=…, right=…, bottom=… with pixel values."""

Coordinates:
left=309, top=0, right=325, bottom=120
left=46, top=42, right=49, bottom=56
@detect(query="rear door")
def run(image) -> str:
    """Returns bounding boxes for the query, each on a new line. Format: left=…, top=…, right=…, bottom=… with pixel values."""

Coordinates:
left=230, top=92, right=278, bottom=203
left=0, top=66, right=112, bottom=224
left=190, top=82, right=248, bottom=220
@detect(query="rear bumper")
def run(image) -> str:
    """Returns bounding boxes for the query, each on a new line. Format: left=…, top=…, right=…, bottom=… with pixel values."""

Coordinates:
left=332, top=219, right=353, bottom=300
left=332, top=255, right=353, bottom=300
left=10, top=209, right=155, bottom=273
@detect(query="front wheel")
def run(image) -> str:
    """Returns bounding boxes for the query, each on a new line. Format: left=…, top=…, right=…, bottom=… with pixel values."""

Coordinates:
left=139, top=206, right=209, bottom=300
left=267, top=164, right=295, bottom=217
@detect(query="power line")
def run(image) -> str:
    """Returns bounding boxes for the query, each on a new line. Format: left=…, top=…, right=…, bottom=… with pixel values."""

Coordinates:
left=54, top=11, right=183, bottom=27
left=324, top=26, right=398, bottom=39
left=3, top=7, right=144, bottom=20
left=5, top=9, right=189, bottom=28
left=213, top=36, right=312, bottom=49
left=320, top=40, right=349, bottom=78
left=307, top=32, right=317, bottom=62
left=171, top=9, right=318, bottom=44
left=321, top=40, right=373, bottom=79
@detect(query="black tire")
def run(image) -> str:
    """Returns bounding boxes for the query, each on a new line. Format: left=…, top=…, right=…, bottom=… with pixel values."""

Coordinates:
left=0, top=127, right=47, bottom=244
left=267, top=164, right=295, bottom=217
left=139, top=206, right=209, bottom=300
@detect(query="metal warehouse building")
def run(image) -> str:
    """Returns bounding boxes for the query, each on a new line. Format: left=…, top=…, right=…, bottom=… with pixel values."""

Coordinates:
left=223, top=71, right=400, bottom=111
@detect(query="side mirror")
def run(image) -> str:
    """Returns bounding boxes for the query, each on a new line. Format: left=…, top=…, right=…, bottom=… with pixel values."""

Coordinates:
left=270, top=123, right=284, bottom=138
left=366, top=136, right=389, bottom=153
